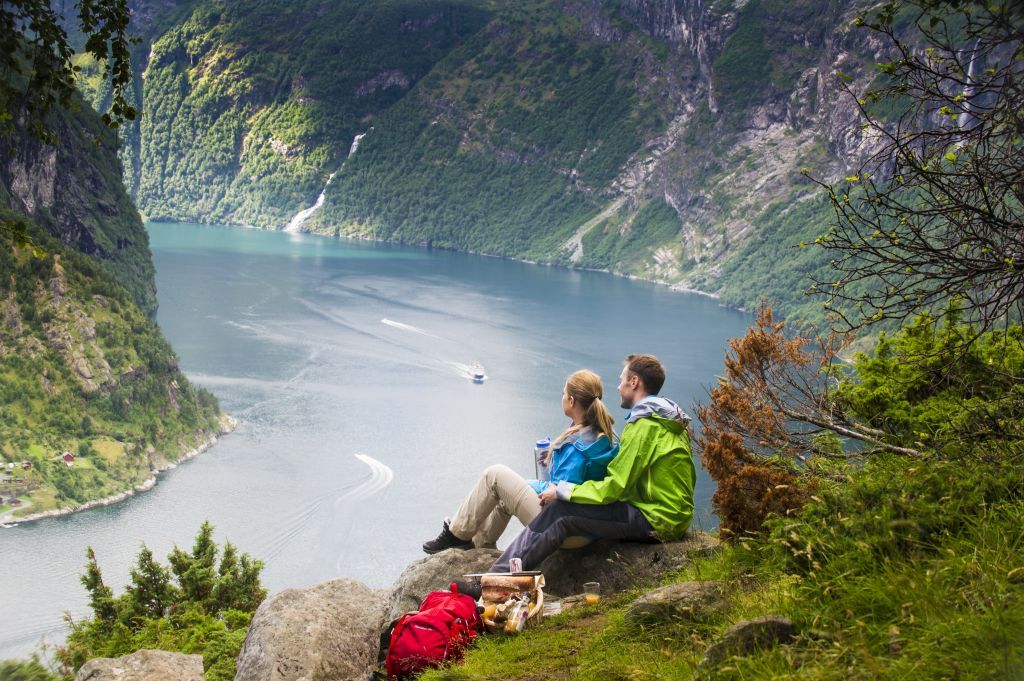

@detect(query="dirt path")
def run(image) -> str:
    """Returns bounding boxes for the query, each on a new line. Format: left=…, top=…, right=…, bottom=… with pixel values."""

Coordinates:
left=562, top=197, right=626, bottom=264
left=0, top=497, right=32, bottom=525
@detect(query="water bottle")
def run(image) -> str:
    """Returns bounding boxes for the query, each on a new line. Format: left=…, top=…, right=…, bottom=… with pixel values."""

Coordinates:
left=503, top=595, right=530, bottom=634
left=534, top=437, right=551, bottom=481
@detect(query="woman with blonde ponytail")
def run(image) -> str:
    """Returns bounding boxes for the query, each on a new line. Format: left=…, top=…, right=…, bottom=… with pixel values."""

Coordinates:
left=422, top=369, right=620, bottom=554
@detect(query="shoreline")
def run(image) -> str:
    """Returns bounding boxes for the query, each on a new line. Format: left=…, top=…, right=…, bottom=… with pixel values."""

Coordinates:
left=345, top=231, right=725, bottom=301
left=146, top=219, right=725, bottom=303
left=1, top=414, right=237, bottom=526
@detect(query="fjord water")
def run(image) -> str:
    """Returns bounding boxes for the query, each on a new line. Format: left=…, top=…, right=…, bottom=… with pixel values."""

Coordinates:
left=0, top=223, right=749, bottom=659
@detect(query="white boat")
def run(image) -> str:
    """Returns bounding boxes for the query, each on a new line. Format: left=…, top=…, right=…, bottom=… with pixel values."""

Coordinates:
left=470, top=362, right=486, bottom=383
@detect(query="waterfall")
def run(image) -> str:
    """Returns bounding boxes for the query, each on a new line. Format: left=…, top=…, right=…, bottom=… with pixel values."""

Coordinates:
left=957, top=40, right=981, bottom=135
left=284, top=131, right=369, bottom=233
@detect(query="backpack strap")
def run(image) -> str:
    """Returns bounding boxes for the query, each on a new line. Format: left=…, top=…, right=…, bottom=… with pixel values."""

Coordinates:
left=383, top=612, right=417, bottom=679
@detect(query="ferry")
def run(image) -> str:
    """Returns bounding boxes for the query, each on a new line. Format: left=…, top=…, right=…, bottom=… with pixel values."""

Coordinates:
left=470, top=362, right=487, bottom=383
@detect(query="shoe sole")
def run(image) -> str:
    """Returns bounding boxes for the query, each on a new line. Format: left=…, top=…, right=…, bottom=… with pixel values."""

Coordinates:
left=422, top=544, right=473, bottom=555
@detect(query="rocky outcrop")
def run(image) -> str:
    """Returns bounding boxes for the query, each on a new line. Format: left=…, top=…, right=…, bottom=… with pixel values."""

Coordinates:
left=625, top=580, right=728, bottom=625
left=386, top=548, right=500, bottom=621
left=41, top=261, right=115, bottom=392
left=222, top=534, right=720, bottom=679
left=538, top=531, right=720, bottom=597
left=74, top=649, right=203, bottom=681
left=354, top=70, right=412, bottom=97
left=699, top=615, right=797, bottom=669
left=0, top=97, right=156, bottom=313
left=618, top=0, right=733, bottom=92
left=234, top=578, right=388, bottom=681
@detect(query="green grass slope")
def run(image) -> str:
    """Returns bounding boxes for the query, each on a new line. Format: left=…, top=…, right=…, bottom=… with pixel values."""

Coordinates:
left=421, top=454, right=1023, bottom=680
left=0, top=219, right=222, bottom=520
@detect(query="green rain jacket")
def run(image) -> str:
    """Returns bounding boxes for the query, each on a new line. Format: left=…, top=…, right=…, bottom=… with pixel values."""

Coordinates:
left=562, top=396, right=696, bottom=541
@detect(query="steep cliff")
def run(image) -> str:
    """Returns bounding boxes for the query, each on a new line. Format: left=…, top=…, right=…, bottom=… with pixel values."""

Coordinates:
left=316, top=0, right=682, bottom=256
left=125, top=0, right=883, bottom=322
left=316, top=0, right=880, bottom=323
left=0, top=99, right=223, bottom=521
left=0, top=100, right=157, bottom=314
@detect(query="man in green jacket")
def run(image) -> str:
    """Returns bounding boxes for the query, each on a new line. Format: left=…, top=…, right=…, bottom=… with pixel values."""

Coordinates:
left=491, top=354, right=695, bottom=572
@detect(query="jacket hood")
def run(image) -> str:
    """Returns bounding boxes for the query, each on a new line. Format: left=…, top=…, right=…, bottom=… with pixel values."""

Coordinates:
left=553, top=425, right=600, bottom=449
left=627, top=396, right=691, bottom=428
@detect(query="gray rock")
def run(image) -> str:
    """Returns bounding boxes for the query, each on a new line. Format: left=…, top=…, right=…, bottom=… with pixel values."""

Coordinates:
left=700, top=615, right=797, bottom=668
left=74, top=649, right=204, bottom=681
left=538, top=531, right=720, bottom=597
left=626, top=580, right=727, bottom=626
left=386, top=548, right=500, bottom=621
left=234, top=577, right=387, bottom=681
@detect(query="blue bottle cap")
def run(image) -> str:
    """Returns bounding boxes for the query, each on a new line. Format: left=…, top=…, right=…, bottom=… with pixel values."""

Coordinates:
left=535, top=437, right=551, bottom=448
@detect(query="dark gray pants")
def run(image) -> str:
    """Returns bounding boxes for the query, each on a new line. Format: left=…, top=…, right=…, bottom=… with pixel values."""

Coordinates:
left=490, top=500, right=655, bottom=572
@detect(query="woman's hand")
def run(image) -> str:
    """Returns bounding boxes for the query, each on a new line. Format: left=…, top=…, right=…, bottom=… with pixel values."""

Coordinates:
left=539, top=484, right=557, bottom=506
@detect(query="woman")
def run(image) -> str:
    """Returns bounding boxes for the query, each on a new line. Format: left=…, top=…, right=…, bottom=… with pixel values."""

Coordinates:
left=422, top=369, right=618, bottom=553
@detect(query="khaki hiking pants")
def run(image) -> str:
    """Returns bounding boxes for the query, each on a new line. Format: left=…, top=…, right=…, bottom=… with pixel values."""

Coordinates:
left=449, top=464, right=541, bottom=549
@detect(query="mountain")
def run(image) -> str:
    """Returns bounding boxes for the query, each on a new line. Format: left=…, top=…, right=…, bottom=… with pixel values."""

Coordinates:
left=127, top=0, right=490, bottom=229
left=124, top=0, right=882, bottom=323
left=0, top=94, right=224, bottom=520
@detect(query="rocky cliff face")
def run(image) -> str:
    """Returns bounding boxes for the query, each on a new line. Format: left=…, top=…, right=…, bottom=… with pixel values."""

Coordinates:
left=121, top=0, right=884, bottom=323
left=316, top=0, right=884, bottom=322
left=0, top=97, right=223, bottom=520
left=619, top=0, right=730, bottom=101
left=0, top=107, right=156, bottom=313
left=560, top=0, right=883, bottom=318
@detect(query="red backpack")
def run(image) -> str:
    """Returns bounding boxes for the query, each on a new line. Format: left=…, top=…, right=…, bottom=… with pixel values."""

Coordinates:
left=384, top=583, right=482, bottom=679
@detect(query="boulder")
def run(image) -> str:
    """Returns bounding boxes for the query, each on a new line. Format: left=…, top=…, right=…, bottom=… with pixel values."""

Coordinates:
left=234, top=577, right=387, bottom=681
left=386, top=548, right=500, bottom=621
left=74, top=649, right=203, bottom=681
left=625, top=580, right=728, bottom=626
left=700, top=615, right=797, bottom=669
left=538, top=531, right=719, bottom=597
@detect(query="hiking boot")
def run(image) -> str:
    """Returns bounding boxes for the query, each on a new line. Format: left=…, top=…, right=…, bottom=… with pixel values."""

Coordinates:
left=422, top=520, right=474, bottom=554
left=452, top=578, right=482, bottom=601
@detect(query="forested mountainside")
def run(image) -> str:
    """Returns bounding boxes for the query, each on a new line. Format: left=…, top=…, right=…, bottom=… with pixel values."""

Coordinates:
left=120, top=0, right=881, bottom=322
left=0, top=96, right=223, bottom=520
left=127, top=0, right=491, bottom=229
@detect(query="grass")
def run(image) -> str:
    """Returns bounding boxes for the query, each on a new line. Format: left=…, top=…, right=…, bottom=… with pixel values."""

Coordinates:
left=91, top=438, right=126, bottom=466
left=417, top=454, right=1024, bottom=680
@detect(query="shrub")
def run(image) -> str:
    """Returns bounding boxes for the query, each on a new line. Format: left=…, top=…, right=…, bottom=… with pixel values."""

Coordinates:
left=58, top=522, right=266, bottom=680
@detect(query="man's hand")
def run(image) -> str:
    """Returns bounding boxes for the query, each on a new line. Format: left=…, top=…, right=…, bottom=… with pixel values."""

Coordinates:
left=539, top=484, right=557, bottom=506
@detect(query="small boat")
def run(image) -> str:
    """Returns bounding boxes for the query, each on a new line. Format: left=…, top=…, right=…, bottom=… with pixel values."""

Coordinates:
left=470, top=362, right=486, bottom=383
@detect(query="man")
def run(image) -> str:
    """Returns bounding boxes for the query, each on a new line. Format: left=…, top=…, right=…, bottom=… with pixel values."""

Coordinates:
left=491, top=354, right=695, bottom=572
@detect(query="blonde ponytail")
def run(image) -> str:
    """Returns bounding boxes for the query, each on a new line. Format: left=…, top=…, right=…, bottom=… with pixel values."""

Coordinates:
left=552, top=369, right=617, bottom=448
left=586, top=396, right=617, bottom=445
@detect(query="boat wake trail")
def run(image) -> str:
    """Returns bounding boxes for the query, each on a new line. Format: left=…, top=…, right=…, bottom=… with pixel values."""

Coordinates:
left=260, top=490, right=334, bottom=561
left=381, top=318, right=439, bottom=339
left=334, top=454, right=394, bottom=506
left=333, top=454, right=394, bottom=575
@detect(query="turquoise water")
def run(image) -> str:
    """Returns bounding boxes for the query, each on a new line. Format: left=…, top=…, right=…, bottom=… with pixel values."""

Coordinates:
left=0, top=223, right=750, bottom=659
